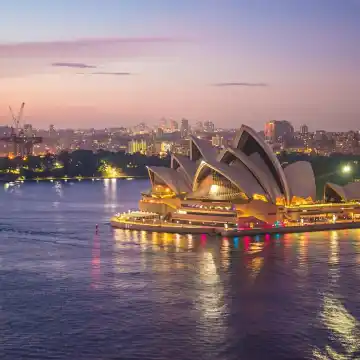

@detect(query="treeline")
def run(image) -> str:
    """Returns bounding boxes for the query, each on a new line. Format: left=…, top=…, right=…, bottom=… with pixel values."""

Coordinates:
left=1, top=150, right=358, bottom=197
left=0, top=150, right=170, bottom=181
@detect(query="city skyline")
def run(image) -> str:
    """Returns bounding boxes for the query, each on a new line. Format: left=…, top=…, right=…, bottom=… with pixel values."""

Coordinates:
left=1, top=0, right=359, bottom=130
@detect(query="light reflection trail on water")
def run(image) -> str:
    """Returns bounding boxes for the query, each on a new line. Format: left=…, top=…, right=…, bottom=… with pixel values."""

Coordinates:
left=91, top=230, right=100, bottom=290
left=313, top=231, right=360, bottom=360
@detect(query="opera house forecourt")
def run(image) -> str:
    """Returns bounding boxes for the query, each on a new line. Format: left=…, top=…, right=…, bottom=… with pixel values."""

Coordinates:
left=111, top=124, right=360, bottom=235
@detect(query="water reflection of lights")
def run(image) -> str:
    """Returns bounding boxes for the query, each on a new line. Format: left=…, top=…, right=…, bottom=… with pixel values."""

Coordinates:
left=233, top=237, right=239, bottom=249
left=221, top=237, right=230, bottom=271
left=264, top=233, right=271, bottom=243
left=312, top=231, right=359, bottom=359
left=139, top=231, right=148, bottom=269
left=54, top=181, right=63, bottom=197
left=187, top=234, right=193, bottom=249
left=5, top=181, right=22, bottom=196
left=283, top=233, right=291, bottom=264
left=161, top=233, right=171, bottom=252
left=248, top=257, right=264, bottom=281
left=115, top=229, right=197, bottom=255
left=247, top=241, right=264, bottom=255
left=196, top=250, right=226, bottom=344
left=152, top=232, right=161, bottom=252
left=140, top=231, right=148, bottom=251
left=297, top=234, right=308, bottom=278
left=329, top=231, right=340, bottom=288
left=113, top=228, right=138, bottom=249
left=243, top=240, right=265, bottom=282
left=243, top=236, right=251, bottom=251
left=200, top=234, right=207, bottom=246
left=329, top=231, right=339, bottom=266
left=175, top=233, right=181, bottom=252
left=313, top=295, right=360, bottom=359
left=103, top=178, right=117, bottom=210
left=355, top=230, right=360, bottom=274
left=91, top=232, right=101, bottom=289
left=198, top=251, right=222, bottom=311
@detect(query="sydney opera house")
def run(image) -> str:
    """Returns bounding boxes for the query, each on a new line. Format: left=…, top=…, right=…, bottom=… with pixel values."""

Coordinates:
left=139, top=125, right=360, bottom=228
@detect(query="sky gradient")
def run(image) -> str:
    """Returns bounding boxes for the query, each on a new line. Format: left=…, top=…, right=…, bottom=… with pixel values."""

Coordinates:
left=1, top=0, right=359, bottom=130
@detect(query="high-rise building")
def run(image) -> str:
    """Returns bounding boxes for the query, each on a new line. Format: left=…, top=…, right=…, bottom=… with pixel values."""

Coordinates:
left=169, top=120, right=179, bottom=131
left=156, top=128, right=164, bottom=138
left=159, top=118, right=167, bottom=130
left=300, top=124, right=309, bottom=135
left=127, top=139, right=147, bottom=154
left=194, top=121, right=204, bottom=132
left=204, top=121, right=215, bottom=132
left=265, top=120, right=294, bottom=143
left=180, top=119, right=189, bottom=138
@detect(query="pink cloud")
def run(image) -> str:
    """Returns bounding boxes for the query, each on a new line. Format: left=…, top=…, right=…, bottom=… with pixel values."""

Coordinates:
left=0, top=37, right=187, bottom=79
left=0, top=37, right=183, bottom=59
left=52, top=62, right=96, bottom=69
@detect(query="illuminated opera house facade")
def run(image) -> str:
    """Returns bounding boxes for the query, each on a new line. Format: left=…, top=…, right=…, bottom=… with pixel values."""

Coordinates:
left=140, top=125, right=360, bottom=228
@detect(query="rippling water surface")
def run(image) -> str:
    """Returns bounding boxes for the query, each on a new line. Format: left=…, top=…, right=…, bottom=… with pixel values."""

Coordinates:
left=1, top=180, right=360, bottom=360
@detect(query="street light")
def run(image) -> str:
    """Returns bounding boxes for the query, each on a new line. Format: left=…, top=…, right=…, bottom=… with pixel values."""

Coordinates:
left=342, top=164, right=352, bottom=174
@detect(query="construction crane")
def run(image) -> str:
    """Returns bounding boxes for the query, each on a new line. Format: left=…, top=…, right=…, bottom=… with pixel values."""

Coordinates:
left=9, top=102, right=25, bottom=137
left=0, top=102, right=42, bottom=157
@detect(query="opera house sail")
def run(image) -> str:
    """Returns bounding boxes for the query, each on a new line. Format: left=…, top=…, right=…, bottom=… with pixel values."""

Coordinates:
left=132, top=124, right=360, bottom=229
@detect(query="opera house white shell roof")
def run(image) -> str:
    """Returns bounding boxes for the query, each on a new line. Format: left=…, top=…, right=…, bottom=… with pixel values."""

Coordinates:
left=325, top=182, right=360, bottom=202
left=147, top=124, right=360, bottom=205
left=284, top=161, right=316, bottom=201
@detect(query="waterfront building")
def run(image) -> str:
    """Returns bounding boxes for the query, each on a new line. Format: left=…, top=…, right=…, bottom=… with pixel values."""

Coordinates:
left=139, top=124, right=360, bottom=227
left=127, top=139, right=147, bottom=154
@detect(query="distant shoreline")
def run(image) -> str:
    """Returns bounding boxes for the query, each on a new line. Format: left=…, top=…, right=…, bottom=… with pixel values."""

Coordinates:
left=0, top=176, right=148, bottom=183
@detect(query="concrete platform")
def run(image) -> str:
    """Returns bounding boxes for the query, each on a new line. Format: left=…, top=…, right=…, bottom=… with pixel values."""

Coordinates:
left=221, top=221, right=360, bottom=237
left=110, top=218, right=218, bottom=234
left=111, top=216, right=360, bottom=236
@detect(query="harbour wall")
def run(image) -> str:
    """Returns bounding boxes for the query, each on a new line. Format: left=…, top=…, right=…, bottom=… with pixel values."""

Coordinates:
left=111, top=218, right=360, bottom=236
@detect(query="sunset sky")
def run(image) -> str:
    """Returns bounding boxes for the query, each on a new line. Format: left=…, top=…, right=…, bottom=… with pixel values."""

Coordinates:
left=0, top=0, right=359, bottom=130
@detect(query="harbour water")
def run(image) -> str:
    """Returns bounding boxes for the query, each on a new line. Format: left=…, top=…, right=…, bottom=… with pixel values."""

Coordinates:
left=1, top=180, right=360, bottom=360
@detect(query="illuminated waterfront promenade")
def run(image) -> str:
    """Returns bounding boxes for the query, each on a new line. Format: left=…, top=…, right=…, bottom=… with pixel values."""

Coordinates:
left=110, top=212, right=360, bottom=236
